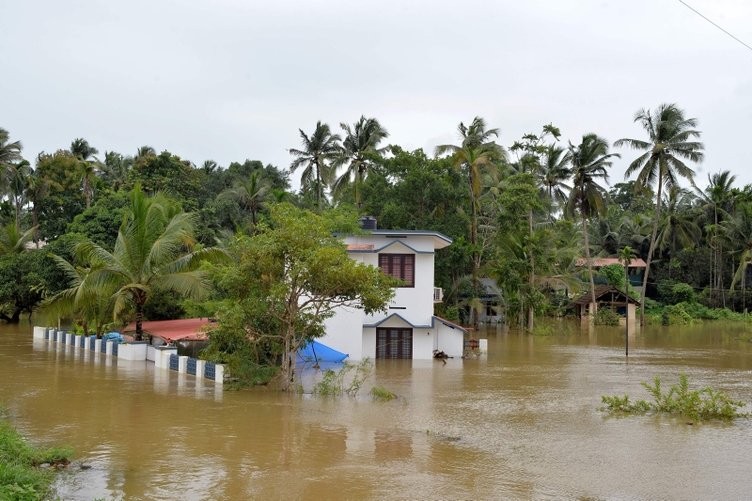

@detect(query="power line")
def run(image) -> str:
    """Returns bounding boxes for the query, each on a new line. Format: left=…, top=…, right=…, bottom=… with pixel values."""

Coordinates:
left=677, top=0, right=752, bottom=53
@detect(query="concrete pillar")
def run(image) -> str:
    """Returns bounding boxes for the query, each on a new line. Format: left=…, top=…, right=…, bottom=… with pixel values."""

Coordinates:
left=67, top=333, right=75, bottom=346
left=214, top=364, right=224, bottom=384
left=155, top=347, right=177, bottom=369
left=178, top=355, right=188, bottom=373
left=195, top=359, right=206, bottom=379
left=33, top=326, right=46, bottom=340
left=84, top=336, right=91, bottom=351
left=478, top=339, right=488, bottom=354
left=105, top=340, right=114, bottom=357
left=94, top=337, right=102, bottom=354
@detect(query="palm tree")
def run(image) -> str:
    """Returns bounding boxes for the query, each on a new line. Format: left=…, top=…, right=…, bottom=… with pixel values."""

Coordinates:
left=43, top=255, right=115, bottom=337
left=219, top=171, right=270, bottom=228
left=0, top=128, right=24, bottom=204
left=289, top=121, right=341, bottom=211
left=74, top=186, right=221, bottom=340
left=615, top=103, right=704, bottom=325
left=539, top=144, right=571, bottom=220
left=695, top=170, right=737, bottom=305
left=727, top=201, right=752, bottom=312
left=565, top=134, right=619, bottom=314
left=70, top=138, right=100, bottom=208
left=0, top=223, right=37, bottom=255
left=5, top=160, right=31, bottom=228
left=655, top=186, right=701, bottom=259
left=436, top=117, right=505, bottom=296
left=101, top=151, right=133, bottom=191
left=135, top=145, right=156, bottom=162
left=332, top=116, right=388, bottom=209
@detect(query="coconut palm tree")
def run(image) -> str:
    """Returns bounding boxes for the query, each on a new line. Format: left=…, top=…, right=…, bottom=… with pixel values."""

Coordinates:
left=615, top=103, right=704, bottom=325
left=565, top=134, right=619, bottom=314
left=539, top=144, right=571, bottom=220
left=0, top=223, right=37, bottom=255
left=289, top=121, right=341, bottom=211
left=332, top=116, right=388, bottom=209
left=219, top=171, right=271, bottom=228
left=74, top=186, right=222, bottom=340
left=436, top=117, right=505, bottom=294
left=5, top=160, right=31, bottom=228
left=101, top=151, right=133, bottom=191
left=70, top=138, right=100, bottom=208
left=655, top=186, right=701, bottom=258
left=0, top=128, right=24, bottom=202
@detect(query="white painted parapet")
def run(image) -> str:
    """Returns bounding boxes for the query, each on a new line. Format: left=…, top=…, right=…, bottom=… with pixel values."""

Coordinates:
left=105, top=340, right=114, bottom=357
left=215, top=364, right=224, bottom=384
left=178, top=355, right=188, bottom=373
left=33, top=326, right=45, bottom=340
left=154, top=347, right=178, bottom=369
left=479, top=339, right=488, bottom=354
left=67, top=333, right=75, bottom=346
left=195, top=359, right=206, bottom=378
left=84, top=336, right=91, bottom=351
left=118, top=342, right=148, bottom=361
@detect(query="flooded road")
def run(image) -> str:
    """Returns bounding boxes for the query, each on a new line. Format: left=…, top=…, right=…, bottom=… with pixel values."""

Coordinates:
left=1, top=321, right=751, bottom=499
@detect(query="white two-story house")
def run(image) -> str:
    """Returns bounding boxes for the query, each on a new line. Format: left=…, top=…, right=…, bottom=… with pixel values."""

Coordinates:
left=321, top=220, right=466, bottom=360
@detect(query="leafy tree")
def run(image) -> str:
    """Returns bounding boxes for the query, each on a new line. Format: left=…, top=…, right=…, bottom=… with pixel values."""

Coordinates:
left=0, top=250, right=49, bottom=322
left=565, top=134, right=619, bottom=314
left=66, top=191, right=130, bottom=248
left=333, top=116, right=389, bottom=209
left=100, top=151, right=132, bottom=191
left=34, top=151, right=86, bottom=240
left=72, top=186, right=222, bottom=340
left=435, top=117, right=505, bottom=305
left=207, top=204, right=395, bottom=390
left=616, top=103, right=704, bottom=324
left=127, top=151, right=203, bottom=210
left=289, top=121, right=341, bottom=211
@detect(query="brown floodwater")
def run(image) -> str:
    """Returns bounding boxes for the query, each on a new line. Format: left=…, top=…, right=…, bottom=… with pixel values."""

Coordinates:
left=1, top=321, right=752, bottom=500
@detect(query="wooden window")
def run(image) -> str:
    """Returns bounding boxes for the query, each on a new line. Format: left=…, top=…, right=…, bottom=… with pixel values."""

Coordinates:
left=378, top=254, right=415, bottom=287
left=376, top=328, right=413, bottom=359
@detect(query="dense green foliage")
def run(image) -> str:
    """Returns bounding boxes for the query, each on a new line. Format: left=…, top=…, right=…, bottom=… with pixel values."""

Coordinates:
left=201, top=205, right=395, bottom=389
left=601, top=374, right=747, bottom=421
left=1, top=103, right=750, bottom=337
left=0, top=409, right=72, bottom=500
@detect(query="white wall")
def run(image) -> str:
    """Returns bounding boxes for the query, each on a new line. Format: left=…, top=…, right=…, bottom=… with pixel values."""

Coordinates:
left=436, top=324, right=464, bottom=358
left=321, top=304, right=365, bottom=360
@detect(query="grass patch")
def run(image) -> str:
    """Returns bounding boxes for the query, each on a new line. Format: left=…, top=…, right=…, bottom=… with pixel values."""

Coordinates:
left=601, top=374, right=748, bottom=422
left=0, top=409, right=73, bottom=500
left=370, top=386, right=397, bottom=402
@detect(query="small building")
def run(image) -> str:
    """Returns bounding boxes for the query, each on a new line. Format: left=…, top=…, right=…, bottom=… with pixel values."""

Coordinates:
left=571, top=285, right=640, bottom=323
left=575, top=257, right=647, bottom=292
left=321, top=220, right=466, bottom=360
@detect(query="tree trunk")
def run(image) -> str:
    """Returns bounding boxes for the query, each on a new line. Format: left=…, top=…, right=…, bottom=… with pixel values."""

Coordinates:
left=583, top=216, right=597, bottom=318
left=280, top=330, right=294, bottom=392
left=527, top=208, right=535, bottom=332
left=135, top=302, right=144, bottom=341
left=640, top=176, right=664, bottom=326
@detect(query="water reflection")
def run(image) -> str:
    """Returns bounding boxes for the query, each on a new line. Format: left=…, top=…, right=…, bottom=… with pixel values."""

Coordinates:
left=1, top=322, right=751, bottom=499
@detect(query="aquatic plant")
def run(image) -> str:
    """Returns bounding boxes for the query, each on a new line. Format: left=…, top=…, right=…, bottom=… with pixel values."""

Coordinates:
left=312, top=359, right=373, bottom=397
left=370, top=386, right=397, bottom=402
left=601, top=374, right=747, bottom=421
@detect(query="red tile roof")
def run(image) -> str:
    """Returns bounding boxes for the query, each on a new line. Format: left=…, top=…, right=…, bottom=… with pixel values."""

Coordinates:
left=575, top=257, right=647, bottom=268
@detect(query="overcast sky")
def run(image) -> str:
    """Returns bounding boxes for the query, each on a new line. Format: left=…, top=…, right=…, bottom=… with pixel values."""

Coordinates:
left=2, top=0, right=751, bottom=191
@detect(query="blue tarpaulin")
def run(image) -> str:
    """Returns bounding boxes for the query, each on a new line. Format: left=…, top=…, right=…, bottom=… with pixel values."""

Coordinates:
left=297, top=340, right=348, bottom=364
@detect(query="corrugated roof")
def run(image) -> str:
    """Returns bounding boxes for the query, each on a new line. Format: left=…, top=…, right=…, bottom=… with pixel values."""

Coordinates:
left=571, top=285, right=640, bottom=306
left=124, top=318, right=211, bottom=341
left=575, top=257, right=647, bottom=268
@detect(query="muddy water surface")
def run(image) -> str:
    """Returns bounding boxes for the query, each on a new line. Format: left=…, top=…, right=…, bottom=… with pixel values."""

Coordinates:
left=1, top=322, right=751, bottom=499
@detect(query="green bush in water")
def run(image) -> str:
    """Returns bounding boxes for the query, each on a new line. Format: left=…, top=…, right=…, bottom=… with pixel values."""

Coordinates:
left=370, top=386, right=397, bottom=402
left=601, top=374, right=748, bottom=422
left=313, top=359, right=373, bottom=397
left=594, top=308, right=620, bottom=326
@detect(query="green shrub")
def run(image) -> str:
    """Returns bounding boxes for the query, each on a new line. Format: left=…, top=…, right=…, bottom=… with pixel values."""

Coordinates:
left=312, top=359, right=373, bottom=397
left=601, top=374, right=747, bottom=422
left=657, top=280, right=695, bottom=305
left=594, top=308, right=620, bottom=326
